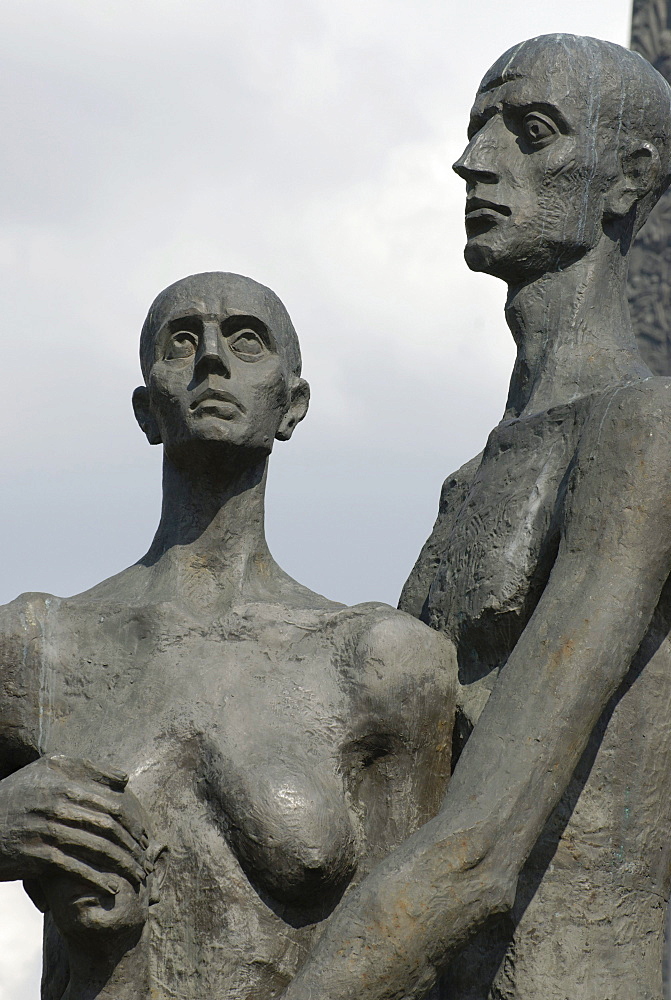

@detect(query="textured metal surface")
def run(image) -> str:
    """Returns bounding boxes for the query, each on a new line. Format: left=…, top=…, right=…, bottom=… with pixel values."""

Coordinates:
left=280, top=36, right=671, bottom=1000
left=630, top=0, right=671, bottom=374
left=0, top=273, right=456, bottom=999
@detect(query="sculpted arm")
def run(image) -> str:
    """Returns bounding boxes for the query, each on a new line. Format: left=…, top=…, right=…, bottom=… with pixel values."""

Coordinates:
left=0, top=597, right=150, bottom=895
left=353, top=612, right=457, bottom=852
left=280, top=383, right=671, bottom=1000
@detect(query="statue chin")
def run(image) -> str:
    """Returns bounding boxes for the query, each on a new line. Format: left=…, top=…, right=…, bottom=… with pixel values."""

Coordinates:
left=463, top=239, right=502, bottom=278
left=464, top=241, right=487, bottom=272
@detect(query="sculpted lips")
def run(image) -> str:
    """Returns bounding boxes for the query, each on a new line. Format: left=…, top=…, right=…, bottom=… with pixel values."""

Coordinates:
left=190, top=387, right=245, bottom=414
left=465, top=197, right=511, bottom=236
left=465, top=197, right=512, bottom=218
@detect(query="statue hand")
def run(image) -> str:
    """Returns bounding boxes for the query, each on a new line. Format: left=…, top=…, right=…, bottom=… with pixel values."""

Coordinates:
left=0, top=755, right=151, bottom=896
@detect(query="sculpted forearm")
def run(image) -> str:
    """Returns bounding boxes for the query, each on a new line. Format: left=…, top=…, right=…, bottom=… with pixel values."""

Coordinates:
left=282, top=393, right=671, bottom=1000
left=283, top=569, right=668, bottom=1000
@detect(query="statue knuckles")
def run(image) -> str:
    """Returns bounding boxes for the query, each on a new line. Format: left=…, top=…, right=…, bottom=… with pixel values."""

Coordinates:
left=0, top=754, right=147, bottom=891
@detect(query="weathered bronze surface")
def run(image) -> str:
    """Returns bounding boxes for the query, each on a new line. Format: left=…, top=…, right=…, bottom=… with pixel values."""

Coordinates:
left=280, top=35, right=671, bottom=1000
left=630, top=0, right=671, bottom=374
left=4, top=28, right=671, bottom=1000
left=0, top=274, right=455, bottom=998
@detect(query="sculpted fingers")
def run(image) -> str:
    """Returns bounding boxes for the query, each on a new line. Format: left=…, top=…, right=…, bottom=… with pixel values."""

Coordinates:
left=19, top=842, right=123, bottom=897
left=0, top=757, right=153, bottom=887
left=40, top=759, right=150, bottom=847
left=45, top=754, right=129, bottom=793
left=33, top=822, right=147, bottom=887
left=66, top=786, right=150, bottom=848
left=34, top=802, right=149, bottom=870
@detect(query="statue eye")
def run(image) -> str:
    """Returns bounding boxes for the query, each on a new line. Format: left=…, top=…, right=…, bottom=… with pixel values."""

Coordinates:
left=522, top=113, right=557, bottom=146
left=165, top=331, right=198, bottom=361
left=228, top=330, right=266, bottom=360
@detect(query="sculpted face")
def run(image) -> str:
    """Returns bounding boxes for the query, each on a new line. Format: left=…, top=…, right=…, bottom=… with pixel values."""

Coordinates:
left=453, top=38, right=633, bottom=284
left=133, top=274, right=309, bottom=467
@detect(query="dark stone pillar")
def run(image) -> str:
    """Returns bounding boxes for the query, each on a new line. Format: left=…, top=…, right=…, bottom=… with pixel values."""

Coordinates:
left=630, top=0, right=671, bottom=373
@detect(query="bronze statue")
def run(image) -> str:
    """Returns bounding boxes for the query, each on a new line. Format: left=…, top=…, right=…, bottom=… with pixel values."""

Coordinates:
left=630, top=0, right=671, bottom=375
left=278, top=34, right=671, bottom=1000
left=4, top=29, right=671, bottom=1000
left=0, top=272, right=455, bottom=998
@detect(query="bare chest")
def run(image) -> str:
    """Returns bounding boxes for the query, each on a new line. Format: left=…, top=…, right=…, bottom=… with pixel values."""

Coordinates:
left=38, top=603, right=361, bottom=844
left=429, top=403, right=585, bottom=678
left=32, top=600, right=426, bottom=996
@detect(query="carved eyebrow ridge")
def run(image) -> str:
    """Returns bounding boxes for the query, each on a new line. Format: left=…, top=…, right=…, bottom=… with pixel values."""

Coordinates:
left=467, top=107, right=497, bottom=140
left=468, top=99, right=571, bottom=141
left=479, top=70, right=524, bottom=93
left=166, top=314, right=204, bottom=330
left=159, top=313, right=276, bottom=354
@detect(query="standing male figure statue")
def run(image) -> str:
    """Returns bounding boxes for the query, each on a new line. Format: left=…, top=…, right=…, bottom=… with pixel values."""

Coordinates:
left=276, top=34, right=671, bottom=1000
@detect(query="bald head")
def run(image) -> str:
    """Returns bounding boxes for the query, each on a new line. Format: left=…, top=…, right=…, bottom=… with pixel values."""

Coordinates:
left=140, top=272, right=302, bottom=383
left=483, top=34, right=671, bottom=229
left=453, top=33, right=671, bottom=284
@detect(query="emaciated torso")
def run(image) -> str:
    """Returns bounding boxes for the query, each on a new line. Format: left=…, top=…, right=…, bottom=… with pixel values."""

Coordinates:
left=401, top=385, right=671, bottom=999
left=1, top=588, right=454, bottom=1000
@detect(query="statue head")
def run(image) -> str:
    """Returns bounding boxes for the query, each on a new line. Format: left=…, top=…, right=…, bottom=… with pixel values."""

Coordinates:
left=132, top=272, right=310, bottom=469
left=453, top=34, right=671, bottom=285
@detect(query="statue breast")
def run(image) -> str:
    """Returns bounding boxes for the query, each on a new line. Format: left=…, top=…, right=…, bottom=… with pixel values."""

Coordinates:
left=211, top=749, right=358, bottom=909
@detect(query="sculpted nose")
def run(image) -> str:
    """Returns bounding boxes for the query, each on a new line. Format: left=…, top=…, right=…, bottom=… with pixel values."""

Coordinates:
left=195, top=321, right=230, bottom=378
left=453, top=132, right=499, bottom=185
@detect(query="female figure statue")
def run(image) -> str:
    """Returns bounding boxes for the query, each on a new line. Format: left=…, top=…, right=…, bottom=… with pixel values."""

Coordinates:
left=0, top=271, right=455, bottom=998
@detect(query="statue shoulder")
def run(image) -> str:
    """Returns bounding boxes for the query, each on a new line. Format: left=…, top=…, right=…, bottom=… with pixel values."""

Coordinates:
left=0, top=592, right=61, bottom=777
left=561, top=378, right=671, bottom=554
left=400, top=451, right=483, bottom=619
left=606, top=375, right=671, bottom=417
left=345, top=603, right=457, bottom=703
left=437, top=451, right=484, bottom=511
left=578, top=377, right=671, bottom=469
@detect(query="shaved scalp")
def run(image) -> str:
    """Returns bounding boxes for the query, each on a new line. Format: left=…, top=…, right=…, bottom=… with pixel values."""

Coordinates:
left=139, top=272, right=302, bottom=382
left=483, top=34, right=671, bottom=229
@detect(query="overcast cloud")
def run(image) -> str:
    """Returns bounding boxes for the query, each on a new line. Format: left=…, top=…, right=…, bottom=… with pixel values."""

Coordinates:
left=0, top=1, right=632, bottom=995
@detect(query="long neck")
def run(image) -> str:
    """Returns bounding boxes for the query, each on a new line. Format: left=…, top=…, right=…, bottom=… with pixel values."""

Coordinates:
left=139, top=452, right=279, bottom=609
left=503, top=239, right=650, bottom=418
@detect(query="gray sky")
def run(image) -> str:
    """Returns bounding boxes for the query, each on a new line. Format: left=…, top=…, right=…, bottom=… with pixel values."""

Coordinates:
left=0, top=0, right=632, bottom=995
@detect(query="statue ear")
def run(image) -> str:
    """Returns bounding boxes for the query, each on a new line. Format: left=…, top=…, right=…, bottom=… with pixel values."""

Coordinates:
left=276, top=378, right=310, bottom=442
left=604, top=141, right=661, bottom=220
left=132, top=387, right=162, bottom=445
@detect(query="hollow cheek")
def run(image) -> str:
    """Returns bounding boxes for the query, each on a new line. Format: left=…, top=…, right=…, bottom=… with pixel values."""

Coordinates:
left=149, top=366, right=190, bottom=403
left=149, top=374, right=193, bottom=432
left=249, top=373, right=290, bottom=427
left=536, top=162, right=601, bottom=242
